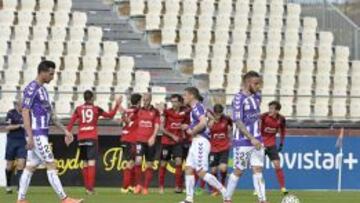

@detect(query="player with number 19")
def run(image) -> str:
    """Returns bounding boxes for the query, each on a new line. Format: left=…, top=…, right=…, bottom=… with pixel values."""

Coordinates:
left=67, top=90, right=122, bottom=195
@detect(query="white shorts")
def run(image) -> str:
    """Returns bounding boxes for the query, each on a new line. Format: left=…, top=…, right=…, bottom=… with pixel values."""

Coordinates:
left=233, top=146, right=264, bottom=170
left=185, top=136, right=210, bottom=172
left=26, top=135, right=55, bottom=167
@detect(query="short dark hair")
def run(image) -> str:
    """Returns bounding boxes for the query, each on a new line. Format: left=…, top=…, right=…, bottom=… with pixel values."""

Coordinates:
left=170, top=94, right=183, bottom=103
left=213, top=104, right=224, bottom=114
left=243, top=71, right=260, bottom=81
left=268, top=100, right=281, bottom=110
left=184, top=87, right=203, bottom=101
left=38, top=60, right=56, bottom=74
left=84, top=90, right=94, bottom=102
left=130, top=93, right=142, bottom=105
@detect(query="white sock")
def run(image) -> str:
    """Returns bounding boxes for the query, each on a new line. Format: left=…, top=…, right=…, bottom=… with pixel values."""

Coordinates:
left=253, top=173, right=266, bottom=201
left=203, top=173, right=226, bottom=197
left=225, top=173, right=239, bottom=200
left=47, top=170, right=67, bottom=200
left=18, top=169, right=33, bottom=200
left=185, top=175, right=195, bottom=202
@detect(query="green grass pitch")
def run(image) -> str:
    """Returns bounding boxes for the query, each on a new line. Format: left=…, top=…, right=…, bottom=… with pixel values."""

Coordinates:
left=1, top=187, right=359, bottom=203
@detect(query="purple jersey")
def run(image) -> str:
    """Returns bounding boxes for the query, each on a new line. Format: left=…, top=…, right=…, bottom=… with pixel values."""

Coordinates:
left=232, top=91, right=262, bottom=147
left=22, top=80, right=52, bottom=136
left=190, top=102, right=210, bottom=139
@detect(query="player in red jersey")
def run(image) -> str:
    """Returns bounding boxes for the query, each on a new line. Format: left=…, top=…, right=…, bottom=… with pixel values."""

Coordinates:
left=158, top=94, right=188, bottom=194
left=119, top=93, right=142, bottom=194
left=207, top=104, right=232, bottom=196
left=260, top=101, right=288, bottom=195
left=67, top=90, right=121, bottom=195
left=133, top=93, right=161, bottom=195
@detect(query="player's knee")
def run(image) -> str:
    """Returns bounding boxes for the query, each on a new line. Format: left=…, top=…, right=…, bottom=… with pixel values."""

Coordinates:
left=184, top=166, right=193, bottom=175
left=145, top=161, right=153, bottom=168
left=175, top=158, right=182, bottom=166
left=6, top=161, right=14, bottom=170
left=25, top=165, right=37, bottom=173
left=135, top=156, right=142, bottom=166
left=219, top=164, right=228, bottom=173
left=272, top=160, right=281, bottom=169
left=233, top=168, right=243, bottom=177
left=197, top=170, right=207, bottom=178
left=252, top=166, right=263, bottom=174
left=16, top=159, right=26, bottom=170
left=88, top=160, right=96, bottom=166
left=45, top=162, right=57, bottom=170
left=160, top=161, right=167, bottom=167
left=126, top=160, right=135, bottom=168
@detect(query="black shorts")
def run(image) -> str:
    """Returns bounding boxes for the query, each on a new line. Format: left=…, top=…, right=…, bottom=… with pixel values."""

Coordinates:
left=136, top=142, right=156, bottom=162
left=265, top=145, right=280, bottom=161
left=209, top=150, right=229, bottom=167
left=121, top=141, right=136, bottom=161
left=78, top=139, right=98, bottom=161
left=5, top=139, right=27, bottom=161
left=182, top=142, right=191, bottom=160
left=160, top=144, right=183, bottom=161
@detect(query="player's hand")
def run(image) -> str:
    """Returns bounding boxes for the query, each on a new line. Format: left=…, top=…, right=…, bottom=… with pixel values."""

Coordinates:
left=172, top=135, right=180, bottom=143
left=115, top=95, right=123, bottom=106
left=186, top=128, right=193, bottom=136
left=148, top=136, right=156, bottom=146
left=278, top=143, right=283, bottom=152
left=64, top=130, right=74, bottom=146
left=181, top=124, right=189, bottom=131
left=26, top=137, right=35, bottom=150
left=156, top=102, right=166, bottom=114
left=250, top=138, right=262, bottom=150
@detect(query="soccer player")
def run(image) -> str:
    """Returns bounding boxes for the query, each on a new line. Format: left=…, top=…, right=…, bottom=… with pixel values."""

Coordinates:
left=207, top=104, right=232, bottom=196
left=18, top=60, right=82, bottom=203
left=158, top=94, right=188, bottom=194
left=4, top=100, right=26, bottom=194
left=224, top=71, right=267, bottom=203
left=180, top=87, right=227, bottom=203
left=133, top=93, right=161, bottom=195
left=261, top=100, right=288, bottom=195
left=67, top=90, right=122, bottom=195
left=119, top=93, right=142, bottom=194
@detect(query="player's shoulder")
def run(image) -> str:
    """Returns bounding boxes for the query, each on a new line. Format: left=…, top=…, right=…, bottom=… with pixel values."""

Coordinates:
left=23, top=81, right=40, bottom=94
left=278, top=114, right=286, bottom=121
left=261, top=112, right=270, bottom=118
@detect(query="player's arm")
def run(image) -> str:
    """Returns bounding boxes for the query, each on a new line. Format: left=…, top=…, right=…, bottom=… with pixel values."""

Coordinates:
left=278, top=116, right=286, bottom=151
left=5, top=113, right=23, bottom=131
left=51, top=109, right=73, bottom=145
left=207, top=110, right=215, bottom=128
left=66, top=108, right=79, bottom=133
left=148, top=111, right=161, bottom=146
left=160, top=112, right=179, bottom=142
left=100, top=96, right=122, bottom=119
left=227, top=117, right=233, bottom=139
left=22, top=108, right=34, bottom=149
left=187, top=115, right=207, bottom=136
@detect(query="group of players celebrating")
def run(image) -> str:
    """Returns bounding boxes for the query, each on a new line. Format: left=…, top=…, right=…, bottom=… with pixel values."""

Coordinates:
left=4, top=61, right=288, bottom=203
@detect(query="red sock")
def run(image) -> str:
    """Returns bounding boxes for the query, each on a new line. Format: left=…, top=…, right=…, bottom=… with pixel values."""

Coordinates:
left=123, top=169, right=131, bottom=189
left=220, top=172, right=227, bottom=186
left=195, top=173, right=199, bottom=184
left=275, top=168, right=285, bottom=188
left=135, top=165, right=142, bottom=186
left=82, top=166, right=89, bottom=190
left=158, top=166, right=166, bottom=188
left=175, top=165, right=183, bottom=188
left=131, top=167, right=136, bottom=187
left=200, top=179, right=206, bottom=189
left=88, top=165, right=96, bottom=191
left=144, top=168, right=153, bottom=189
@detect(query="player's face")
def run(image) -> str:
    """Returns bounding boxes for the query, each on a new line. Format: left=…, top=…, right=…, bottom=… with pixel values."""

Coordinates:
left=170, top=98, right=181, bottom=109
left=248, top=77, right=262, bottom=94
left=269, top=105, right=279, bottom=116
left=15, top=102, right=22, bottom=112
left=142, top=94, right=152, bottom=107
left=183, top=91, right=193, bottom=105
left=42, top=68, right=55, bottom=84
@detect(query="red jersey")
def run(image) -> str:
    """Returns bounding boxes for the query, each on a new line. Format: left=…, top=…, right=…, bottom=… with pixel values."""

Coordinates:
left=135, top=106, right=160, bottom=143
left=67, top=103, right=119, bottom=141
left=121, top=106, right=139, bottom=143
left=161, top=107, right=188, bottom=145
left=210, top=115, right=232, bottom=153
left=260, top=113, right=286, bottom=147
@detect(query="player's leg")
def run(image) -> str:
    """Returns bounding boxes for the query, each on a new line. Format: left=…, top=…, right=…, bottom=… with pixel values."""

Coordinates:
left=195, top=137, right=227, bottom=199
left=79, top=144, right=90, bottom=192
left=209, top=152, right=219, bottom=195
left=121, top=142, right=134, bottom=193
left=180, top=143, right=196, bottom=203
left=173, top=144, right=184, bottom=193
left=218, top=150, right=229, bottom=186
left=224, top=146, right=247, bottom=202
left=15, top=141, right=27, bottom=190
left=251, top=148, right=267, bottom=203
left=158, top=145, right=170, bottom=193
left=134, top=142, right=145, bottom=194
left=5, top=140, right=16, bottom=193
left=143, top=145, right=156, bottom=195
left=86, top=140, right=98, bottom=194
left=268, top=146, right=287, bottom=194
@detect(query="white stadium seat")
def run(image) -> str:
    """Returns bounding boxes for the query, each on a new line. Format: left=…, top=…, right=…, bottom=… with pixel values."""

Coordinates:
left=2, top=0, right=18, bottom=11
left=0, top=10, right=15, bottom=26
left=87, top=26, right=103, bottom=42
left=39, top=0, right=55, bottom=11
left=102, top=41, right=119, bottom=56
left=71, top=12, right=87, bottom=28
left=17, top=11, right=34, bottom=26
left=57, top=0, right=72, bottom=11
left=82, top=55, right=98, bottom=72
left=130, top=0, right=145, bottom=16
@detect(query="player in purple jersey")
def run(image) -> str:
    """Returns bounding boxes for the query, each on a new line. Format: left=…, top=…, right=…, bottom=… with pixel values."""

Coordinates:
left=224, top=71, right=268, bottom=203
left=179, top=87, right=227, bottom=203
left=17, top=61, right=83, bottom=203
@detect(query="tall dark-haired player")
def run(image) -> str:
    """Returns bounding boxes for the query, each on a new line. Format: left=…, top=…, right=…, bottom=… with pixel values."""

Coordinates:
left=120, top=93, right=142, bottom=194
left=261, top=101, right=288, bottom=195
left=180, top=87, right=227, bottom=203
left=18, top=61, right=83, bottom=203
left=158, top=94, right=187, bottom=194
left=67, top=90, right=121, bottom=195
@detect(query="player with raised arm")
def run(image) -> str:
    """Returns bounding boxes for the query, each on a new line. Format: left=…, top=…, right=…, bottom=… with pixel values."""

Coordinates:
left=261, top=101, right=288, bottom=195
left=18, top=61, right=83, bottom=203
left=119, top=93, right=142, bottom=194
left=133, top=93, right=161, bottom=195
left=208, top=104, right=233, bottom=196
left=4, top=100, right=26, bottom=194
left=224, top=71, right=267, bottom=203
left=158, top=94, right=188, bottom=194
left=179, top=87, right=227, bottom=203
left=67, top=90, right=122, bottom=195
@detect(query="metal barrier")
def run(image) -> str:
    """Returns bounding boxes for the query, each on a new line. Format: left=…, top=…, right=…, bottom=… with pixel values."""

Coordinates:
left=289, top=0, right=360, bottom=59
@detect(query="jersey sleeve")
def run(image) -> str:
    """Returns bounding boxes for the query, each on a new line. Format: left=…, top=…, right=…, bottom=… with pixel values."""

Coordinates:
left=22, top=86, right=37, bottom=110
left=154, top=109, right=161, bottom=126
left=5, top=111, right=12, bottom=124
left=231, top=95, right=243, bottom=122
left=100, top=103, right=119, bottom=119
left=279, top=116, right=286, bottom=144
left=67, top=107, right=79, bottom=132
